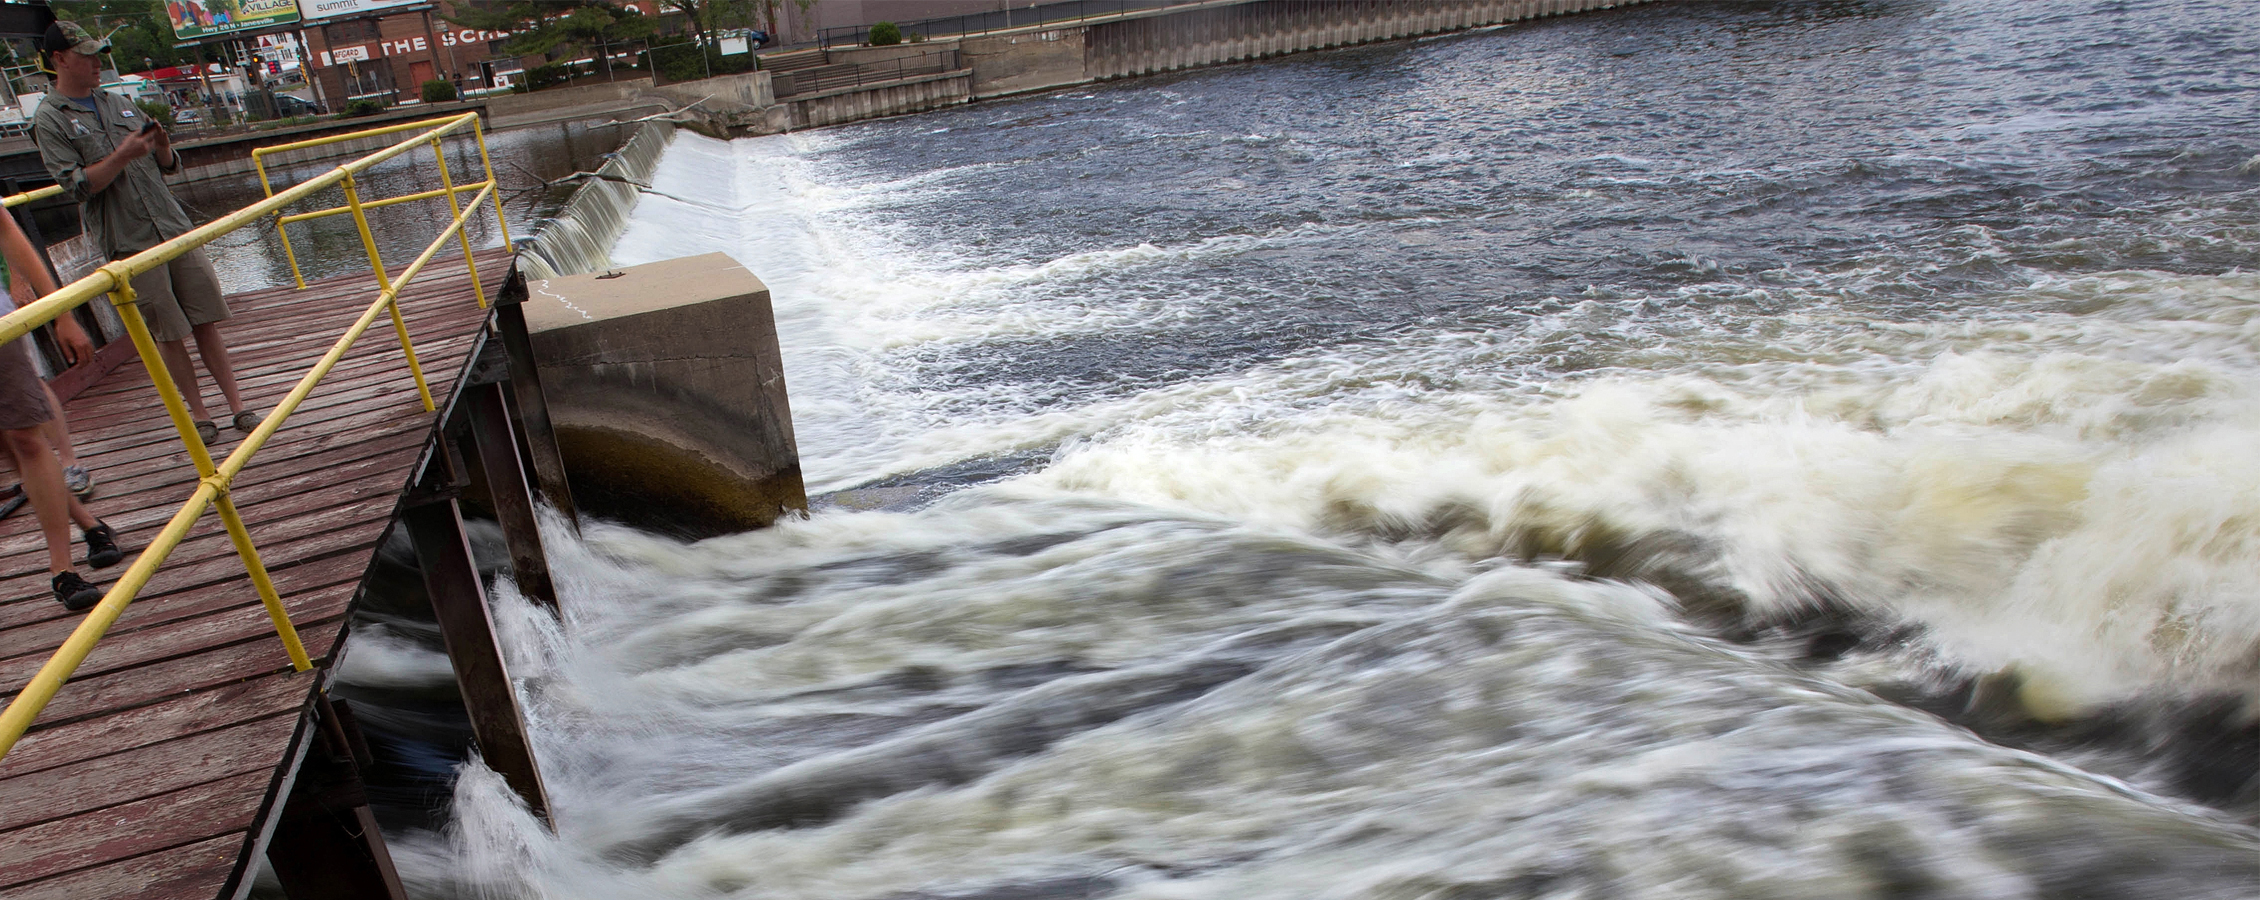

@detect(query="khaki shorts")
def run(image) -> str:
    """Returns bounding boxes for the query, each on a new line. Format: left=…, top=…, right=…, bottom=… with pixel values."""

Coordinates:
left=122, top=247, right=229, bottom=343
left=0, top=335, right=50, bottom=431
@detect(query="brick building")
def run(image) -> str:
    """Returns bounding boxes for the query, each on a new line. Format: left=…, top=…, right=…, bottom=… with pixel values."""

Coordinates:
left=298, top=0, right=662, bottom=107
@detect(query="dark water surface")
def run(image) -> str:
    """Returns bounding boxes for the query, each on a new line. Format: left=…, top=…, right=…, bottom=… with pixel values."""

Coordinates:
left=349, top=2, right=2260, bottom=897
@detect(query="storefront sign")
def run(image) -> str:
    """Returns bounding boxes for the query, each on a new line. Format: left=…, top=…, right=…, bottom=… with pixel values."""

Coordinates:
left=167, top=0, right=301, bottom=41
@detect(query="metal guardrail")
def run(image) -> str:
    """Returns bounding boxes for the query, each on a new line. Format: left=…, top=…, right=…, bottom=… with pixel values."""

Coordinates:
left=0, top=112, right=506, bottom=758
left=770, top=49, right=964, bottom=99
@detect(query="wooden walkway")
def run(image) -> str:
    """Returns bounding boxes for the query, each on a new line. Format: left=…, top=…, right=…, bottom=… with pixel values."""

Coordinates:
left=0, top=249, right=509, bottom=899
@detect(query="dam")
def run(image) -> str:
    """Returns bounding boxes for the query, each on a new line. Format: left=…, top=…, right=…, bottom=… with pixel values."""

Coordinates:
left=456, top=0, right=2260, bottom=895
left=5, top=0, right=2260, bottom=898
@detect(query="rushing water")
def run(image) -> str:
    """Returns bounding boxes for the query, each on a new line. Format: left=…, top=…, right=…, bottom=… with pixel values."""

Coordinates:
left=344, top=1, right=2260, bottom=897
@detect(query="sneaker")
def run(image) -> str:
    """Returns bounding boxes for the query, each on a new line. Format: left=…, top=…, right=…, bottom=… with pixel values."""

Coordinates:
left=52, top=571, right=102, bottom=611
left=62, top=465, right=93, bottom=500
left=83, top=521, right=123, bottom=568
left=194, top=420, right=219, bottom=444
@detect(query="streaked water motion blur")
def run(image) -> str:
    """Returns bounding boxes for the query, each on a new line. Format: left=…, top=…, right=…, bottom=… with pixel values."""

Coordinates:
left=340, top=1, right=2260, bottom=897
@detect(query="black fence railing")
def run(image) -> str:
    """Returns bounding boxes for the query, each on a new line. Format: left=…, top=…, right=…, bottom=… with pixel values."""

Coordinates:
left=484, top=35, right=768, bottom=92
left=814, top=0, right=1204, bottom=48
left=770, top=49, right=964, bottom=99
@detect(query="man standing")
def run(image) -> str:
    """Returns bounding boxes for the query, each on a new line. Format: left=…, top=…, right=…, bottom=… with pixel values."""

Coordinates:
left=32, top=21, right=254, bottom=446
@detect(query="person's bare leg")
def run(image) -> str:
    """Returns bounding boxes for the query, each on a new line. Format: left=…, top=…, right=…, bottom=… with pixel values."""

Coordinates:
left=153, top=338, right=212, bottom=422
left=4, top=427, right=78, bottom=573
left=39, top=382, right=75, bottom=468
left=188, top=322, right=244, bottom=417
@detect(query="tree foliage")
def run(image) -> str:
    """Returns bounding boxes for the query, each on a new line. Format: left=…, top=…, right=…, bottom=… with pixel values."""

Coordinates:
left=660, top=0, right=811, bottom=41
left=52, top=0, right=192, bottom=72
left=445, top=1, right=655, bottom=61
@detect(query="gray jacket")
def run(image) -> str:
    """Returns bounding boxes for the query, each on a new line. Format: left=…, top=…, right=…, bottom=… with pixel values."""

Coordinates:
left=32, top=90, right=192, bottom=260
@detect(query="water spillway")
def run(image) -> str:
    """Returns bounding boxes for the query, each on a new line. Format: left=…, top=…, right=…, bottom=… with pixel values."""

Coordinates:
left=370, top=2, right=2260, bottom=897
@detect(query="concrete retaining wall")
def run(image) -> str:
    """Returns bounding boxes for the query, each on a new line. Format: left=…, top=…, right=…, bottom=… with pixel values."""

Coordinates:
left=951, top=0, right=1650, bottom=101
left=785, top=70, right=973, bottom=129
left=776, top=0, right=1653, bottom=124
left=652, top=70, right=775, bottom=112
left=1085, top=0, right=1636, bottom=81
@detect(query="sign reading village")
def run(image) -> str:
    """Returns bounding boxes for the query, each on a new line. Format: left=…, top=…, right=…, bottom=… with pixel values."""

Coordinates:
left=165, top=0, right=301, bottom=41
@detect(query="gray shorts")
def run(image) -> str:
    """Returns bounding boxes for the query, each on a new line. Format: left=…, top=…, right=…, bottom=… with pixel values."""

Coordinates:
left=0, top=335, right=51, bottom=431
left=123, top=247, right=229, bottom=342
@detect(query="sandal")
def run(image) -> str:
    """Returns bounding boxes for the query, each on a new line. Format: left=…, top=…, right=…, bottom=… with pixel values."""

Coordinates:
left=232, top=410, right=261, bottom=433
left=193, top=420, right=218, bottom=444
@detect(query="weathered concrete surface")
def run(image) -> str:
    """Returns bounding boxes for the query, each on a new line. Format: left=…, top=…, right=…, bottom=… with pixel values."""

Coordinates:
left=963, top=28, right=1089, bottom=99
left=522, top=252, right=807, bottom=536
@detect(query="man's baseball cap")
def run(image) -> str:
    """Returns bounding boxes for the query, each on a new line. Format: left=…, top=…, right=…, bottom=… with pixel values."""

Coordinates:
left=41, top=21, right=110, bottom=57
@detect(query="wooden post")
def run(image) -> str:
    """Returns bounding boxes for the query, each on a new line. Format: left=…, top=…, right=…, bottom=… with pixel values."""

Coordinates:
left=400, top=445, right=552, bottom=825
left=492, top=267, right=579, bottom=530
left=267, top=695, right=408, bottom=900
left=462, top=376, right=560, bottom=613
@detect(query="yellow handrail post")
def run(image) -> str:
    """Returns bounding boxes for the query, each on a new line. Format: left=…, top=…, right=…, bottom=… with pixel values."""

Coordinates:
left=473, top=117, right=512, bottom=244
left=341, top=172, right=435, bottom=411
left=428, top=136, right=486, bottom=309
left=213, top=491, right=312, bottom=671
left=389, top=291, right=436, bottom=412
left=337, top=172, right=391, bottom=291
left=100, top=264, right=310, bottom=672
left=252, top=153, right=309, bottom=289
left=101, top=268, right=217, bottom=475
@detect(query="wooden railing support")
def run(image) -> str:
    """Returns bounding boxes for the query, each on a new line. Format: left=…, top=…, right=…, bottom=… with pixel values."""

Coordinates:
left=461, top=373, right=561, bottom=613
left=400, top=447, right=552, bottom=826
left=267, top=695, right=408, bottom=900
left=492, top=267, right=579, bottom=532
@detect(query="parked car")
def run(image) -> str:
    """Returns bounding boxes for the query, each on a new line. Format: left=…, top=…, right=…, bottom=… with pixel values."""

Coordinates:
left=274, top=95, right=323, bottom=117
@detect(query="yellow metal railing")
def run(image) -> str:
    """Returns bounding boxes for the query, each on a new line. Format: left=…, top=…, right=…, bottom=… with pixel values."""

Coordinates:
left=1, top=185, right=65, bottom=209
left=0, top=112, right=507, bottom=759
left=255, top=115, right=510, bottom=292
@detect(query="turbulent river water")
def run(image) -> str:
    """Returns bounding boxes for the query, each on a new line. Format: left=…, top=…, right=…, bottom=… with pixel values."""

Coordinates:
left=339, top=1, right=2260, bottom=897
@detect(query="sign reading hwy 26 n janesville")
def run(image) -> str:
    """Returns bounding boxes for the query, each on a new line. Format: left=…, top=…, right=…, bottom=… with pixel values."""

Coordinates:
left=166, top=0, right=301, bottom=42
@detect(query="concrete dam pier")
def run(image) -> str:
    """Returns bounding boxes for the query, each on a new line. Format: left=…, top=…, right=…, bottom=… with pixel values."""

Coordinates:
left=521, top=253, right=808, bottom=536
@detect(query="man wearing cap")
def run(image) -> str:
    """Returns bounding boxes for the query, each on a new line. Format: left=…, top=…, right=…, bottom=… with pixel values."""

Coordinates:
left=32, top=20, right=254, bottom=447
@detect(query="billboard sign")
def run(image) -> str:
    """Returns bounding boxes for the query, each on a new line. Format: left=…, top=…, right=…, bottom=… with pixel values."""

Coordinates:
left=167, top=0, right=302, bottom=41
left=297, top=0, right=427, bottom=22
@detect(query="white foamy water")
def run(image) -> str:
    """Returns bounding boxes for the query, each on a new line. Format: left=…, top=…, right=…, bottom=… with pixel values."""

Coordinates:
left=370, top=3, right=2260, bottom=897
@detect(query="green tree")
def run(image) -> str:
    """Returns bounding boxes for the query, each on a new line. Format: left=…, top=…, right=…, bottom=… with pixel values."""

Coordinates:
left=659, top=0, right=811, bottom=43
left=445, top=1, right=655, bottom=62
left=51, top=1, right=191, bottom=72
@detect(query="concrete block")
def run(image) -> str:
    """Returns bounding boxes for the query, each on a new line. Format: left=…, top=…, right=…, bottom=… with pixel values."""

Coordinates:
left=522, top=252, right=807, bottom=536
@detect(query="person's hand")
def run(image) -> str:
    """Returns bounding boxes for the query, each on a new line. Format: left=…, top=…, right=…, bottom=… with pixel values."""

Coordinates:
left=50, top=314, right=92, bottom=367
left=146, top=122, right=172, bottom=165
left=115, top=126, right=155, bottom=159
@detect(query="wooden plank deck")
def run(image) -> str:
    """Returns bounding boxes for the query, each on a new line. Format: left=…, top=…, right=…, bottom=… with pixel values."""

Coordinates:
left=0, top=248, right=510, bottom=899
